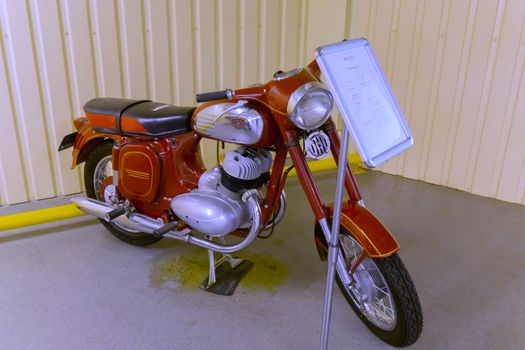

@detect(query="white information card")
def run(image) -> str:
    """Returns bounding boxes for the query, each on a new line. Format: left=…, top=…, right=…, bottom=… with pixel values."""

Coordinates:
left=316, top=38, right=413, bottom=167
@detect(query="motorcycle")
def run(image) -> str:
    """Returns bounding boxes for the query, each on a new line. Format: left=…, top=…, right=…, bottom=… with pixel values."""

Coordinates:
left=59, top=57, right=423, bottom=347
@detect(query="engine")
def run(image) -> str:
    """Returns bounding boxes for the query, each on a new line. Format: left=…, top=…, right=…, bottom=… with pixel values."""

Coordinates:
left=170, top=147, right=272, bottom=236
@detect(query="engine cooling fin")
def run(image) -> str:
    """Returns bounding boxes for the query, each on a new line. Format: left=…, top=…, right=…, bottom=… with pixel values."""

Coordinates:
left=220, top=168, right=269, bottom=193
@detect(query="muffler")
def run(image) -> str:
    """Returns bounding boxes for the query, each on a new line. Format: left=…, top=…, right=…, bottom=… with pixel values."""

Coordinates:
left=71, top=197, right=164, bottom=234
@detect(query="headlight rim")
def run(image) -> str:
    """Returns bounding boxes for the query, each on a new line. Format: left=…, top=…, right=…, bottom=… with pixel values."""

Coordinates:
left=287, top=81, right=333, bottom=131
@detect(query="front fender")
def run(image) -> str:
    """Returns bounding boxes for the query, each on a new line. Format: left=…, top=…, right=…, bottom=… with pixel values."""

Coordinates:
left=70, top=120, right=120, bottom=169
left=314, top=201, right=400, bottom=259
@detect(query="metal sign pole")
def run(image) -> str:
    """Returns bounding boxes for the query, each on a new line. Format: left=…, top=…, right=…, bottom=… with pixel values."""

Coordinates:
left=319, top=124, right=351, bottom=350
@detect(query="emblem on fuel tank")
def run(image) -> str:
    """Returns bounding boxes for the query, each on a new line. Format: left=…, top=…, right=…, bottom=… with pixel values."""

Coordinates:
left=226, top=116, right=250, bottom=129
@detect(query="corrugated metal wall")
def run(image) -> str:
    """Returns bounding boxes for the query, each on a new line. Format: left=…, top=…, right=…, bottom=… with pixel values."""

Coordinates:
left=3, top=0, right=524, bottom=207
left=350, top=0, right=525, bottom=205
left=0, top=0, right=347, bottom=205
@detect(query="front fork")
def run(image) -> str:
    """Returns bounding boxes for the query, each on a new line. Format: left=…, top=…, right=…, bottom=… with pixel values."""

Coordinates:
left=281, top=118, right=362, bottom=220
left=323, top=119, right=363, bottom=205
left=280, top=118, right=398, bottom=261
left=280, top=121, right=361, bottom=271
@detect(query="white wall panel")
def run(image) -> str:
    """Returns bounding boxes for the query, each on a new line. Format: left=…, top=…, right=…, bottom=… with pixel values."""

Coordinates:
left=4, top=0, right=523, bottom=207
left=0, top=14, right=28, bottom=204
left=118, top=0, right=149, bottom=99
left=0, top=0, right=347, bottom=205
left=170, top=0, right=195, bottom=105
left=91, top=0, right=124, bottom=97
left=1, top=0, right=56, bottom=200
left=144, top=0, right=173, bottom=102
left=351, top=0, right=525, bottom=205
left=30, top=0, right=81, bottom=195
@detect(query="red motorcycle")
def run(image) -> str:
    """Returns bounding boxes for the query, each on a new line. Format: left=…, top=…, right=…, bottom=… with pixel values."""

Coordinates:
left=59, top=58, right=422, bottom=347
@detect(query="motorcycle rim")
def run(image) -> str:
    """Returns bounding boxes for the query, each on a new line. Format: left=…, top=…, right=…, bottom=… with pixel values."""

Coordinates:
left=336, top=230, right=397, bottom=331
left=92, top=154, right=140, bottom=233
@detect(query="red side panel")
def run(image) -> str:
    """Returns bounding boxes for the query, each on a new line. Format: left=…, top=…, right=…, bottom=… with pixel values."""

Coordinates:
left=86, top=113, right=117, bottom=131
left=120, top=116, right=148, bottom=133
left=118, top=143, right=161, bottom=202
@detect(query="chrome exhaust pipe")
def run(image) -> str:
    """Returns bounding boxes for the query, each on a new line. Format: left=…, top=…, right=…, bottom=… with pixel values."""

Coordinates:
left=71, top=190, right=262, bottom=254
left=71, top=197, right=164, bottom=234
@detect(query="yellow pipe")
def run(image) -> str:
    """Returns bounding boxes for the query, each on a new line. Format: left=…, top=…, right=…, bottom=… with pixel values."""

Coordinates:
left=0, top=154, right=364, bottom=231
left=0, top=204, right=85, bottom=231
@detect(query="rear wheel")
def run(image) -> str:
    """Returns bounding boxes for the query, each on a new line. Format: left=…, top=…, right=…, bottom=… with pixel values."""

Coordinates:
left=84, top=141, right=162, bottom=247
left=335, top=227, right=423, bottom=347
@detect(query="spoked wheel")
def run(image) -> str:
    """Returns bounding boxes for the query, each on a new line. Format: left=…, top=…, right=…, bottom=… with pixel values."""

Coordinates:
left=84, top=141, right=162, bottom=247
left=335, top=227, right=423, bottom=347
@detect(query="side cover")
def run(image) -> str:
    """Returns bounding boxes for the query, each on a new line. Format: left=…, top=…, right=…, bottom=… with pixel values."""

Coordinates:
left=118, top=143, right=161, bottom=202
left=315, top=201, right=400, bottom=259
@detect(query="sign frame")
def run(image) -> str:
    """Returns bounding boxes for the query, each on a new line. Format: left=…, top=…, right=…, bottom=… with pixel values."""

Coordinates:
left=315, top=38, right=413, bottom=168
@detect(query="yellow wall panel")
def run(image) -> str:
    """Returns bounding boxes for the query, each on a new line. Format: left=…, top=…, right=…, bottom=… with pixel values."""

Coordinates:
left=91, top=0, right=124, bottom=97
left=0, top=0, right=348, bottom=205
left=471, top=0, right=525, bottom=198
left=446, top=1, right=500, bottom=191
left=3, top=0, right=523, bottom=207
left=423, top=0, right=472, bottom=185
left=261, top=0, right=280, bottom=80
left=351, top=0, right=525, bottom=205
left=0, top=24, right=28, bottom=204
left=171, top=0, right=195, bottom=105
left=144, top=0, right=173, bottom=102
left=304, top=0, right=346, bottom=60
left=217, top=0, right=239, bottom=89
left=118, top=0, right=149, bottom=99
left=281, top=0, right=301, bottom=69
left=238, top=0, right=259, bottom=86
left=380, top=0, right=419, bottom=175
left=30, top=0, right=82, bottom=196
left=1, top=0, right=56, bottom=200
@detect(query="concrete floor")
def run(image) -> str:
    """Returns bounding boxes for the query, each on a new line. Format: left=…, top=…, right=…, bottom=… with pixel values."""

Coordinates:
left=0, top=171, right=524, bottom=350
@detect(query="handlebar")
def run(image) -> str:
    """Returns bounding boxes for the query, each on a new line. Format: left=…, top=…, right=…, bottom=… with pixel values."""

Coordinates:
left=195, top=89, right=235, bottom=103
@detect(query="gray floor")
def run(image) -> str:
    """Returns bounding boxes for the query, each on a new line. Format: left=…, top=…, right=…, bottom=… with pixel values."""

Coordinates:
left=1, top=171, right=524, bottom=350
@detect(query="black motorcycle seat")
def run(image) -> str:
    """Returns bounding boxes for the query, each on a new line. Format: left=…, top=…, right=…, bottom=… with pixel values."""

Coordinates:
left=84, top=97, right=196, bottom=137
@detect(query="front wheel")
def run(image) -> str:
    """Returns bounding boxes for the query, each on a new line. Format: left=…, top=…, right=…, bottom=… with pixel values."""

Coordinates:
left=336, top=227, right=423, bottom=347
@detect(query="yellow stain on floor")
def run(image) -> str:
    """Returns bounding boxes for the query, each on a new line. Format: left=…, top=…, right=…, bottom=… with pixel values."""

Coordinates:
left=150, top=249, right=289, bottom=293
left=241, top=253, right=289, bottom=292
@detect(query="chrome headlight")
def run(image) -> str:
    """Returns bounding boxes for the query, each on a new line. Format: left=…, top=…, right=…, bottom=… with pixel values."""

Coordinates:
left=287, top=82, right=333, bottom=130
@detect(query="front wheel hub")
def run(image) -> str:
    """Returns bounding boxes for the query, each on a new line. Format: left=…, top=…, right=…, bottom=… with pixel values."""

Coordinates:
left=339, top=234, right=398, bottom=331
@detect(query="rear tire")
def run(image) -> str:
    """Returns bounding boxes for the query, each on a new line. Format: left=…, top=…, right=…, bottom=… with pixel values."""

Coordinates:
left=84, top=141, right=162, bottom=247
left=335, top=227, right=423, bottom=347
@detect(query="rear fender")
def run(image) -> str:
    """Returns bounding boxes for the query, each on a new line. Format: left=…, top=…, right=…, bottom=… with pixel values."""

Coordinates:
left=70, top=119, right=120, bottom=169
left=314, top=201, right=400, bottom=260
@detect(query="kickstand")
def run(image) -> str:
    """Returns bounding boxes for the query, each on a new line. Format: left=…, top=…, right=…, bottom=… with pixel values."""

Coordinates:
left=200, top=236, right=253, bottom=296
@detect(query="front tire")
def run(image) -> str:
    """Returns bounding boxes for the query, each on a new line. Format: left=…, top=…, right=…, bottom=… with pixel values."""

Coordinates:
left=336, top=227, right=423, bottom=347
left=84, top=141, right=162, bottom=247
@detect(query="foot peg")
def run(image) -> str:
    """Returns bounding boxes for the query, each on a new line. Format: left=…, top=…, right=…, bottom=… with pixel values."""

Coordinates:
left=104, top=206, right=126, bottom=222
left=200, top=249, right=253, bottom=296
left=152, top=221, right=179, bottom=237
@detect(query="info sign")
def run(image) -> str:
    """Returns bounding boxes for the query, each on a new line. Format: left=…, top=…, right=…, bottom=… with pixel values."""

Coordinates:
left=316, top=38, right=413, bottom=167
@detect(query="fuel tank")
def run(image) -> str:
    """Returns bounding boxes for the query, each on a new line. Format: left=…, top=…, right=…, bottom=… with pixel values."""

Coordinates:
left=192, top=100, right=278, bottom=147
